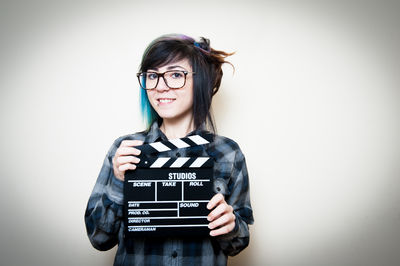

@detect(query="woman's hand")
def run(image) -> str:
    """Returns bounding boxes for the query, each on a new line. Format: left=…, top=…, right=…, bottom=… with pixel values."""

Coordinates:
left=112, top=140, right=144, bottom=181
left=207, top=193, right=236, bottom=237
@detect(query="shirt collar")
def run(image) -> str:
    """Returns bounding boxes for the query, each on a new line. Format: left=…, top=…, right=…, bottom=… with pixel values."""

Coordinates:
left=144, top=121, right=166, bottom=143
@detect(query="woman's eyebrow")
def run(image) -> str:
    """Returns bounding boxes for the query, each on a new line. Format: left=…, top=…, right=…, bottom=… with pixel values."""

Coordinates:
left=147, top=65, right=187, bottom=72
left=166, top=65, right=187, bottom=70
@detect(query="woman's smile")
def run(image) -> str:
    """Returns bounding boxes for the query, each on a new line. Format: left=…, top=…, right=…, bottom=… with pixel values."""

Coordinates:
left=157, top=97, right=176, bottom=105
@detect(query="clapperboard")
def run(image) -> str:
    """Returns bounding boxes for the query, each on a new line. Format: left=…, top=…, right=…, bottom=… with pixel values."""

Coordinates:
left=124, top=134, right=214, bottom=237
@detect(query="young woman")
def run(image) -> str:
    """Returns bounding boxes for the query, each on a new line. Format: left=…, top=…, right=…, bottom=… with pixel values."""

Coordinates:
left=85, top=34, right=254, bottom=265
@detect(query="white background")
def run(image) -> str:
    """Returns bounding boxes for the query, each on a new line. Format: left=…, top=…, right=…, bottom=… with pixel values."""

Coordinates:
left=1, top=0, right=400, bottom=265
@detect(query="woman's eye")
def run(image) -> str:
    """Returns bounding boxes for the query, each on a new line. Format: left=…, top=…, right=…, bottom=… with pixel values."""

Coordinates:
left=147, top=73, right=158, bottom=80
left=170, top=72, right=183, bottom=79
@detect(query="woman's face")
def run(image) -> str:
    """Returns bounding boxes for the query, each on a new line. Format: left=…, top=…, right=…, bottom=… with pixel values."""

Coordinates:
left=146, top=58, right=194, bottom=123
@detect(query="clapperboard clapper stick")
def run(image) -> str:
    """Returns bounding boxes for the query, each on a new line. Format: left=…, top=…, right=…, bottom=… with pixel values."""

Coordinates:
left=124, top=134, right=215, bottom=238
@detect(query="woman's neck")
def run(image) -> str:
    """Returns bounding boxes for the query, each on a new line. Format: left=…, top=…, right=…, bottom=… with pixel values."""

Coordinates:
left=160, top=116, right=195, bottom=139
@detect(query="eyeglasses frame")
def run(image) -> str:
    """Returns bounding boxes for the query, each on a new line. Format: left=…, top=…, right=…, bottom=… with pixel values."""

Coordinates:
left=136, top=70, right=195, bottom=90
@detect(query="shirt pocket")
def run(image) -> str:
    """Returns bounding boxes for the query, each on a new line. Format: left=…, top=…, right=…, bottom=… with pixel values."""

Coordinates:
left=213, top=161, right=233, bottom=196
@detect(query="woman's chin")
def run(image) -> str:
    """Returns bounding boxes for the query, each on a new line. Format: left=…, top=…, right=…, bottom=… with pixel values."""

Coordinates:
left=157, top=111, right=193, bottom=123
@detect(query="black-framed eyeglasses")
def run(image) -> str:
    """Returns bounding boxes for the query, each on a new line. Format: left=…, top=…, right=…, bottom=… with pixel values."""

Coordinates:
left=137, top=70, right=195, bottom=90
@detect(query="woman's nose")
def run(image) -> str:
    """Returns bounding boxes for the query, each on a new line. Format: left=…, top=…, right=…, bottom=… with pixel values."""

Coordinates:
left=155, top=77, right=169, bottom=92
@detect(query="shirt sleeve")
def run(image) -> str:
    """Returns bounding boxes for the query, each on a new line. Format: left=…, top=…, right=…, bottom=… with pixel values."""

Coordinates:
left=215, top=148, right=254, bottom=256
left=84, top=140, right=124, bottom=251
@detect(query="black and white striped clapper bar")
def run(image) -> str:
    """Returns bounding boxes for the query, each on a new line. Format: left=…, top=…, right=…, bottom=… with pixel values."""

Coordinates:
left=124, top=134, right=214, bottom=237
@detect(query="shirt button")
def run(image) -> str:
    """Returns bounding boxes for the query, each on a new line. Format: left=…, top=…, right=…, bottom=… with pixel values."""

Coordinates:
left=172, top=251, right=178, bottom=258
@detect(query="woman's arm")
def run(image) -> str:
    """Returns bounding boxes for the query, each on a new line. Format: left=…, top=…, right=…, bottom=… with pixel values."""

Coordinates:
left=84, top=143, right=124, bottom=251
left=84, top=138, right=143, bottom=250
left=208, top=149, right=254, bottom=256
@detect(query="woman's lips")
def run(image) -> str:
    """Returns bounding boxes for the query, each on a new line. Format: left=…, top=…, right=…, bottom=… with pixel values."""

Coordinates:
left=157, top=98, right=176, bottom=105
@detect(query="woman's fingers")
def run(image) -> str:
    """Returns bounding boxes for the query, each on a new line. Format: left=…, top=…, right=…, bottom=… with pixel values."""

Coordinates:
left=207, top=193, right=224, bottom=211
left=120, top=139, right=144, bottom=147
left=116, top=147, right=142, bottom=157
left=207, top=193, right=236, bottom=236
left=112, top=140, right=144, bottom=181
left=116, top=155, right=140, bottom=166
left=208, top=212, right=235, bottom=230
left=207, top=201, right=232, bottom=222
left=118, top=163, right=138, bottom=172
left=209, top=220, right=235, bottom=237
left=116, top=140, right=143, bottom=156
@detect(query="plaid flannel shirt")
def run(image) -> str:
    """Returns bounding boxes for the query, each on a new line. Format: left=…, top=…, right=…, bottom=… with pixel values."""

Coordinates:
left=85, top=122, right=254, bottom=266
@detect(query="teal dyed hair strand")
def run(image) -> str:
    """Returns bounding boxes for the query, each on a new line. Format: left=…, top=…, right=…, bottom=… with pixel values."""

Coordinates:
left=140, top=88, right=158, bottom=128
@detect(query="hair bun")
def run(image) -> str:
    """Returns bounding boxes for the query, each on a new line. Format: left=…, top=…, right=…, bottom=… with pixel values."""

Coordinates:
left=195, top=37, right=211, bottom=52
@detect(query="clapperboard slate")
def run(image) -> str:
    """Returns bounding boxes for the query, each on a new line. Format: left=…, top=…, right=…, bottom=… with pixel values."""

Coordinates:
left=124, top=134, right=214, bottom=237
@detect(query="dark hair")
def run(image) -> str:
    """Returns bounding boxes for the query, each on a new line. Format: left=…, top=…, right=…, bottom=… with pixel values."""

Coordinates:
left=139, top=34, right=233, bottom=133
